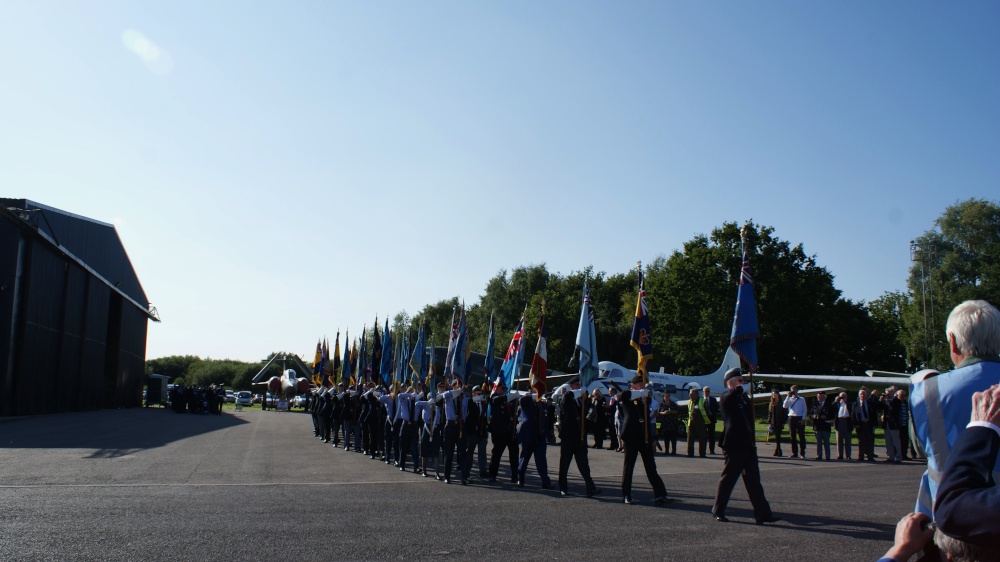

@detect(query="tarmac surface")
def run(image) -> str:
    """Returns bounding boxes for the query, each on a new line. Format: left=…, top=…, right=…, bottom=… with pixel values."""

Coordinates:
left=0, top=407, right=926, bottom=561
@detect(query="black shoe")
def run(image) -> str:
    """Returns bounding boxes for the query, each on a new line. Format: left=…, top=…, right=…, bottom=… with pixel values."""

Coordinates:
left=773, top=451, right=783, bottom=457
left=541, top=482, right=551, bottom=489
left=517, top=481, right=524, bottom=488
left=624, top=496, right=635, bottom=505
left=488, top=477, right=497, bottom=483
left=461, top=479, right=469, bottom=486
left=399, top=466, right=406, bottom=472
left=435, top=475, right=442, bottom=481
left=713, top=514, right=729, bottom=522
left=559, top=490, right=569, bottom=496
left=443, top=478, right=451, bottom=484
left=422, top=472, right=430, bottom=478
left=654, top=496, right=673, bottom=506
left=480, top=472, right=488, bottom=478
left=756, top=516, right=781, bottom=525
left=587, top=488, right=601, bottom=498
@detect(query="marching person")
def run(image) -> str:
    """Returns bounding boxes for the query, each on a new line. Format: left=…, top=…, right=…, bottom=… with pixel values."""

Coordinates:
left=487, top=382, right=519, bottom=483
left=516, top=389, right=551, bottom=489
left=704, top=386, right=720, bottom=455
left=557, top=377, right=600, bottom=497
left=712, top=368, right=779, bottom=525
left=620, top=375, right=669, bottom=505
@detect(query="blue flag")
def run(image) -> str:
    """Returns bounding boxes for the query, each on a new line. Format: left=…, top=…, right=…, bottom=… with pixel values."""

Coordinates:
left=730, top=236, right=759, bottom=372
left=448, top=306, right=469, bottom=383
left=380, top=317, right=392, bottom=388
left=629, top=267, right=653, bottom=383
left=498, top=308, right=526, bottom=391
left=572, top=280, right=600, bottom=390
left=409, top=322, right=427, bottom=385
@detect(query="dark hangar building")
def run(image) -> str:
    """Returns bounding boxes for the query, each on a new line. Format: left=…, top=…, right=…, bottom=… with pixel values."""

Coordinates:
left=0, top=199, right=159, bottom=416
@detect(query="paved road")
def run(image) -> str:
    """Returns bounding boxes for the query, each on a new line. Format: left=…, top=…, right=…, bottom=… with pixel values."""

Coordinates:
left=0, top=408, right=924, bottom=561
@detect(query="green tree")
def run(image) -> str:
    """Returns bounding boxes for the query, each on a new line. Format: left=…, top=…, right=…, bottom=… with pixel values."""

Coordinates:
left=902, top=198, right=1000, bottom=369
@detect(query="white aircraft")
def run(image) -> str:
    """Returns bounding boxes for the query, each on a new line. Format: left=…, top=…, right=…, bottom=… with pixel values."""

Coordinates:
left=547, top=346, right=846, bottom=408
left=252, top=355, right=311, bottom=399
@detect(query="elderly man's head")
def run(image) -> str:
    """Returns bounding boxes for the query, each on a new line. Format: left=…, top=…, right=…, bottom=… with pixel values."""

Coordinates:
left=946, top=300, right=1000, bottom=366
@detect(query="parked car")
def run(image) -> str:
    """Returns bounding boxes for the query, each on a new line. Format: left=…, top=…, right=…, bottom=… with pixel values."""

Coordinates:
left=225, top=390, right=236, bottom=403
left=236, top=391, right=253, bottom=407
left=291, top=394, right=309, bottom=410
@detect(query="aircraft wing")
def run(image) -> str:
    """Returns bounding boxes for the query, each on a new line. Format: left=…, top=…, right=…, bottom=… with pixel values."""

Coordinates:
left=752, top=373, right=909, bottom=391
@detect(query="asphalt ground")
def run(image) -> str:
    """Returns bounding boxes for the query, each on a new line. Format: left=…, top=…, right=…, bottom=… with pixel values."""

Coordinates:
left=0, top=408, right=925, bottom=561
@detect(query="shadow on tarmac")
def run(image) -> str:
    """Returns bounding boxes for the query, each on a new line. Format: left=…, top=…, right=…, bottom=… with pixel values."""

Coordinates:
left=0, top=407, right=249, bottom=451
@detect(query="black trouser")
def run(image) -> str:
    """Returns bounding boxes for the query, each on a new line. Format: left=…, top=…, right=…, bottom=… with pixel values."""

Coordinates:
left=856, top=422, right=875, bottom=460
left=713, top=445, right=772, bottom=519
left=559, top=439, right=596, bottom=493
left=331, top=418, right=343, bottom=445
left=383, top=419, right=398, bottom=462
left=443, top=421, right=465, bottom=480
left=622, top=440, right=666, bottom=500
left=707, top=420, right=718, bottom=453
left=489, top=431, right=519, bottom=481
left=788, top=416, right=806, bottom=457
left=397, top=421, right=413, bottom=469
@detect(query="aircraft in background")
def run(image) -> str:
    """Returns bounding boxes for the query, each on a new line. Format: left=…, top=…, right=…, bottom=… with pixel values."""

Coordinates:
left=547, top=346, right=845, bottom=408
left=252, top=354, right=311, bottom=399
left=752, top=368, right=927, bottom=394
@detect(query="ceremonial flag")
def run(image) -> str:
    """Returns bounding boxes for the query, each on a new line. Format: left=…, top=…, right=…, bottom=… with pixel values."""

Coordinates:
left=498, top=308, right=526, bottom=391
left=328, top=331, right=340, bottom=388
left=426, top=334, right=436, bottom=395
left=443, top=306, right=458, bottom=381
left=483, top=313, right=496, bottom=383
left=571, top=280, right=600, bottom=390
left=341, top=329, right=352, bottom=387
left=448, top=306, right=469, bottom=383
left=380, top=317, right=392, bottom=388
left=629, top=266, right=653, bottom=384
left=730, top=230, right=759, bottom=373
left=312, top=339, right=323, bottom=386
left=409, top=322, right=427, bottom=384
left=359, top=325, right=369, bottom=385
left=528, top=312, right=547, bottom=397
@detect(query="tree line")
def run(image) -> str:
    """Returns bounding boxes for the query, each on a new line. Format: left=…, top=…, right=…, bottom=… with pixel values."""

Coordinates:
left=147, top=198, right=999, bottom=387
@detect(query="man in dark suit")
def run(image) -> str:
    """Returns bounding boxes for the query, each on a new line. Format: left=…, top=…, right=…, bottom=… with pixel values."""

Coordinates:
left=712, top=368, right=778, bottom=525
left=487, top=382, right=519, bottom=483
left=516, top=390, right=551, bottom=488
left=620, top=375, right=669, bottom=505
left=851, top=387, right=876, bottom=462
left=704, top=386, right=720, bottom=455
left=557, top=377, right=600, bottom=497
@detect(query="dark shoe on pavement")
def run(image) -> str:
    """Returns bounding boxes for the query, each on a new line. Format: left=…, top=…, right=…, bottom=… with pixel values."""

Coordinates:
left=559, top=490, right=569, bottom=496
left=587, top=488, right=601, bottom=498
left=624, top=496, right=635, bottom=505
left=756, top=516, right=781, bottom=525
left=713, top=514, right=729, bottom=522
left=654, top=496, right=673, bottom=506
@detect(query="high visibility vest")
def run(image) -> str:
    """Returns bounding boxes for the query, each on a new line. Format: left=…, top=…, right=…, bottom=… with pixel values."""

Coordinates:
left=909, top=357, right=1000, bottom=517
left=688, top=397, right=710, bottom=428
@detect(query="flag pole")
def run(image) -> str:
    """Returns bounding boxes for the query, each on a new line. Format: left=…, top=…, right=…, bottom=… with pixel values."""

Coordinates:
left=741, top=227, right=756, bottom=441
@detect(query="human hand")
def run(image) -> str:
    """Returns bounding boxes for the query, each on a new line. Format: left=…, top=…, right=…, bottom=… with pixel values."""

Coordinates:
left=971, top=384, right=1000, bottom=425
left=883, top=512, right=933, bottom=561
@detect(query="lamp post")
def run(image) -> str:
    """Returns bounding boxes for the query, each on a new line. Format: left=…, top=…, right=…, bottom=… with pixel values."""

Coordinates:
left=909, top=240, right=935, bottom=366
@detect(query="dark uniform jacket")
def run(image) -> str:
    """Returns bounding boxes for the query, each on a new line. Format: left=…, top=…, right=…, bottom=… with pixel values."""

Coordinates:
left=558, top=392, right=585, bottom=445
left=619, top=390, right=649, bottom=446
left=718, top=386, right=754, bottom=452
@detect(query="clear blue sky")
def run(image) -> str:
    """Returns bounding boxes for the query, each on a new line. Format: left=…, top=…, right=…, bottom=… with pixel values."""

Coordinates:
left=2, top=2, right=998, bottom=363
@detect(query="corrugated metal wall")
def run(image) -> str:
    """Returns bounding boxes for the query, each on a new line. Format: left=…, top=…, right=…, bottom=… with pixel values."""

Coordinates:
left=0, top=203, right=150, bottom=416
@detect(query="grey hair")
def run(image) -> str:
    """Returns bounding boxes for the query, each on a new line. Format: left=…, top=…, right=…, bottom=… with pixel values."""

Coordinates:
left=946, top=300, right=1000, bottom=357
left=935, top=527, right=1000, bottom=562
